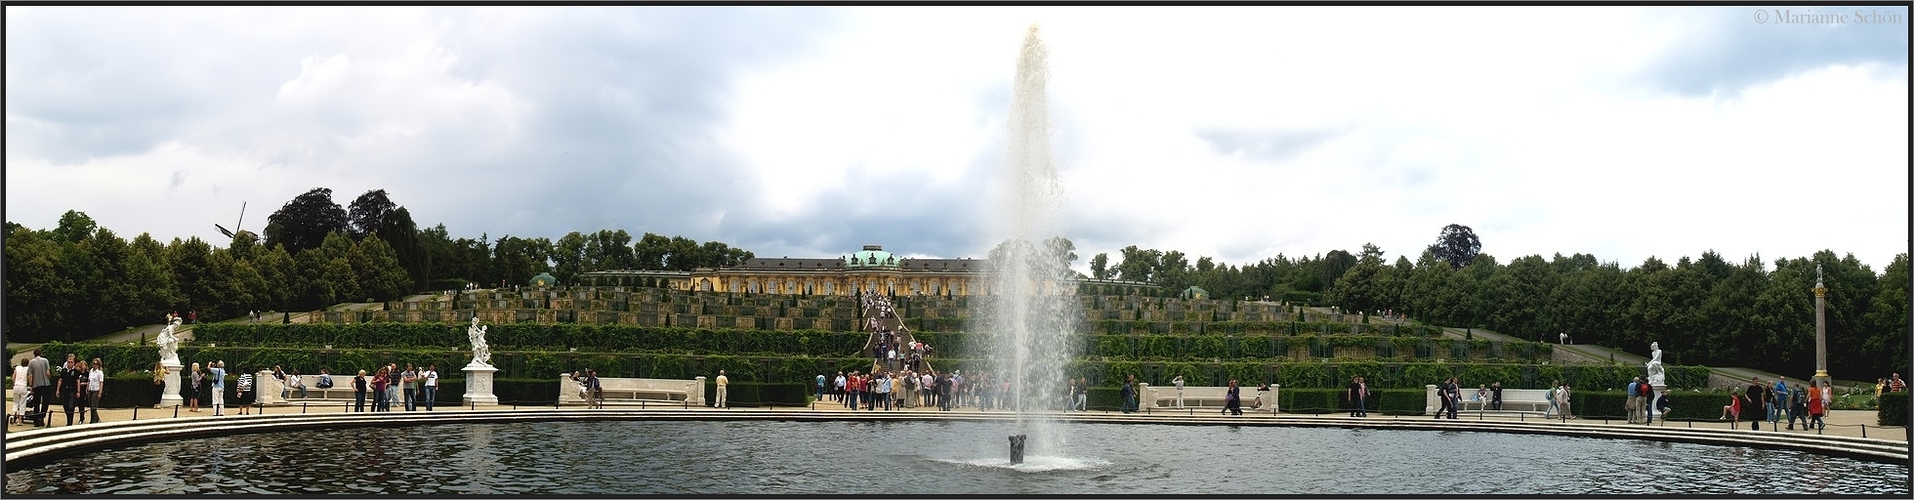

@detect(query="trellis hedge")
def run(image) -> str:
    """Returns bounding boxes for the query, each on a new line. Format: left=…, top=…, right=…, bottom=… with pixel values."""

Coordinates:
left=1880, top=392, right=1908, bottom=426
left=23, top=342, right=1702, bottom=395
left=190, top=324, right=1541, bottom=364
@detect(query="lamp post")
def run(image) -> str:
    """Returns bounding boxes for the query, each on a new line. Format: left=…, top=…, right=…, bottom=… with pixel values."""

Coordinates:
left=1813, top=264, right=1830, bottom=387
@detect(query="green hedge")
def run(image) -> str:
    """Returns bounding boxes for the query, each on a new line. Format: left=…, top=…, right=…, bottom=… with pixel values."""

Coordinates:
left=1880, top=392, right=1908, bottom=426
left=702, top=382, right=810, bottom=407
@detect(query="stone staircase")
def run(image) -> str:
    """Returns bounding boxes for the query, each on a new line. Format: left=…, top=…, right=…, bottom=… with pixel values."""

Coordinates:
left=859, top=298, right=935, bottom=376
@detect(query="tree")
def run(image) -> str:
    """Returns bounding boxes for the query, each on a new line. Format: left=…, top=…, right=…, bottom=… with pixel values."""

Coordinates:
left=351, top=235, right=413, bottom=301
left=346, top=189, right=398, bottom=239
left=1116, top=245, right=1161, bottom=283
left=1427, top=223, right=1482, bottom=270
left=552, top=231, right=589, bottom=284
left=263, top=187, right=349, bottom=254
left=1861, top=253, right=1910, bottom=377
left=52, top=210, right=97, bottom=244
left=1089, top=253, right=1110, bottom=280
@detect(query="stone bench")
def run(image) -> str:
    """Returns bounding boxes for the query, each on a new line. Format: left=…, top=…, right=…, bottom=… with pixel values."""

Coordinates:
left=1430, top=386, right=1552, bottom=414
left=1139, top=383, right=1278, bottom=413
left=559, top=375, right=706, bottom=406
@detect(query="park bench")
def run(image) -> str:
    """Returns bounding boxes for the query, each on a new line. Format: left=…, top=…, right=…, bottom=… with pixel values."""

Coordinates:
left=558, top=374, right=706, bottom=407
left=1139, top=383, right=1278, bottom=413
left=1435, top=387, right=1553, bottom=414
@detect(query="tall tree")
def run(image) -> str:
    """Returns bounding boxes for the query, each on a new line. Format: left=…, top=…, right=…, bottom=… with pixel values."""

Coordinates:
left=1427, top=223, right=1482, bottom=269
left=1089, top=253, right=1110, bottom=280
left=263, top=187, right=349, bottom=253
left=346, top=189, right=398, bottom=240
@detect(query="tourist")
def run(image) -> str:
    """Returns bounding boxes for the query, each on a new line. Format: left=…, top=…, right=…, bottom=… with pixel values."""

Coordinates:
left=1435, top=376, right=1456, bottom=420
left=1770, top=377, right=1789, bottom=428
left=187, top=363, right=203, bottom=413
left=11, top=359, right=29, bottom=424
left=921, top=372, right=936, bottom=408
left=1120, top=375, right=1137, bottom=414
left=715, top=370, right=729, bottom=409
left=58, top=354, right=83, bottom=426
left=890, top=372, right=905, bottom=410
left=834, top=372, right=846, bottom=403
left=422, top=364, right=439, bottom=411
left=1876, top=378, right=1887, bottom=401
left=584, top=369, right=602, bottom=409
left=385, top=364, right=401, bottom=411
left=874, top=372, right=892, bottom=411
left=1745, top=377, right=1765, bottom=430
left=372, top=367, right=391, bottom=412
left=86, top=358, right=104, bottom=424
left=235, top=366, right=254, bottom=415
left=1346, top=376, right=1368, bottom=417
left=271, top=365, right=287, bottom=398
left=1806, top=384, right=1826, bottom=431
left=1475, top=384, right=1490, bottom=412
left=352, top=370, right=368, bottom=413
left=1075, top=377, right=1088, bottom=411
left=1640, top=379, right=1655, bottom=425
left=938, top=373, right=953, bottom=411
left=289, top=368, right=307, bottom=399
left=951, top=371, right=964, bottom=408
left=151, top=361, right=168, bottom=409
left=209, top=361, right=226, bottom=416
left=1172, top=375, right=1186, bottom=408
left=1655, top=391, right=1672, bottom=421
left=1490, top=381, right=1503, bottom=411
left=1222, top=379, right=1242, bottom=416
left=1817, top=381, right=1834, bottom=427
left=816, top=373, right=827, bottom=401
left=1626, top=377, right=1642, bottom=423
left=317, top=369, right=334, bottom=391
left=26, top=349, right=51, bottom=427
left=401, top=364, right=419, bottom=411
left=1890, top=373, right=1905, bottom=393
left=1557, top=384, right=1572, bottom=419
left=1787, top=383, right=1808, bottom=430
left=1721, top=388, right=1742, bottom=426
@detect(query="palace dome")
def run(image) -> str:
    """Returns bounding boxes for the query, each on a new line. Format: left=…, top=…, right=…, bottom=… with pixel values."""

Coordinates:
left=845, top=245, right=898, bottom=268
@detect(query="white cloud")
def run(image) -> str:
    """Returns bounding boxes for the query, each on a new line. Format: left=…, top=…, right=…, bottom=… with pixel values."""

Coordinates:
left=6, top=6, right=1906, bottom=274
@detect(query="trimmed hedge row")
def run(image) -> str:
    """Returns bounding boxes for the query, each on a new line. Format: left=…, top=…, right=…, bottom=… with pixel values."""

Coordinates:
left=189, top=324, right=1537, bottom=363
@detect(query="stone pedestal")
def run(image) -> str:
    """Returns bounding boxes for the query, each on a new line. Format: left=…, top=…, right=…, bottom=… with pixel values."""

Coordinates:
left=1425, top=384, right=1439, bottom=415
left=159, top=361, right=184, bottom=408
left=1651, top=383, right=1667, bottom=421
left=463, top=362, right=498, bottom=405
left=256, top=370, right=288, bottom=405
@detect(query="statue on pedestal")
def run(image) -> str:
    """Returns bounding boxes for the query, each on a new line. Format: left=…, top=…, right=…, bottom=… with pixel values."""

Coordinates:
left=1645, top=341, right=1665, bottom=386
left=467, top=317, right=491, bottom=366
left=156, top=316, right=183, bottom=366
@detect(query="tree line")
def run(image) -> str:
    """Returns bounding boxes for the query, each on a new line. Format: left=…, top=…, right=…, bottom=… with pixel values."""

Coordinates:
left=1081, top=225, right=1908, bottom=382
left=4, top=187, right=753, bottom=342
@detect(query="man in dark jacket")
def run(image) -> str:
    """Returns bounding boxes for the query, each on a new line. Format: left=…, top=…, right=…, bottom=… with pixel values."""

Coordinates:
left=1746, top=377, right=1765, bottom=430
left=1346, top=376, right=1369, bottom=417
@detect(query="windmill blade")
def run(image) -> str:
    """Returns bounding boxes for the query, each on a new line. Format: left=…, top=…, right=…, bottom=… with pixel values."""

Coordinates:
left=234, top=201, right=247, bottom=233
left=215, top=224, right=235, bottom=238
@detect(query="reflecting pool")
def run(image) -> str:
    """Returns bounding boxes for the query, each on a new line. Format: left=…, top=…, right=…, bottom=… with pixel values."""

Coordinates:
left=6, top=420, right=1907, bottom=494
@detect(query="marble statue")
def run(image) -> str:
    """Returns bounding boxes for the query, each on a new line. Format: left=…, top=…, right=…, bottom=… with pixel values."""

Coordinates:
left=468, top=317, right=492, bottom=366
left=1644, top=341, right=1665, bottom=386
left=156, top=316, right=183, bottom=365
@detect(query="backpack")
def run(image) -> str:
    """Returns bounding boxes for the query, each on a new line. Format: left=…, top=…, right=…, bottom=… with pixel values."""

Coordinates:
left=1546, top=388, right=1557, bottom=402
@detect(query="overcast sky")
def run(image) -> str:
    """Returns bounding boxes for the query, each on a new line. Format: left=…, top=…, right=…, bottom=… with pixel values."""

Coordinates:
left=7, top=6, right=1908, bottom=274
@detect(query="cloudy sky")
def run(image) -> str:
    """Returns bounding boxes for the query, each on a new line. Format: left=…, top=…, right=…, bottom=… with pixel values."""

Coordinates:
left=7, top=6, right=1908, bottom=274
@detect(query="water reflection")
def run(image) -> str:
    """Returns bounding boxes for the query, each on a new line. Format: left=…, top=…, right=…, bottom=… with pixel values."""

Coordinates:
left=6, top=421, right=1907, bottom=495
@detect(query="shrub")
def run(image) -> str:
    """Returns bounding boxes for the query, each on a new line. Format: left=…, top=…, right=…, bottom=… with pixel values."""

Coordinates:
left=1880, top=392, right=1908, bottom=427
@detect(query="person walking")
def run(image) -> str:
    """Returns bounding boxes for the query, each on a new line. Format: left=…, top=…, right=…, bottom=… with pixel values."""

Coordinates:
left=714, top=370, right=729, bottom=409
left=1074, top=377, right=1089, bottom=412
left=1806, top=384, right=1826, bottom=431
left=58, top=354, right=84, bottom=426
left=1346, top=376, right=1368, bottom=417
left=25, top=349, right=52, bottom=427
left=1120, top=375, right=1138, bottom=414
left=11, top=359, right=28, bottom=425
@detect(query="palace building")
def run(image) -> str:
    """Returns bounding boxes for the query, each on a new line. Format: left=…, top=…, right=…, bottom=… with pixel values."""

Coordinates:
left=580, top=244, right=1153, bottom=296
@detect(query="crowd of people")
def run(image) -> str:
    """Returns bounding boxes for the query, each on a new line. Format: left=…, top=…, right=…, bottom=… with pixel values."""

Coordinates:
left=6, top=346, right=446, bottom=428
left=1719, top=375, right=1837, bottom=431
left=824, top=369, right=1018, bottom=412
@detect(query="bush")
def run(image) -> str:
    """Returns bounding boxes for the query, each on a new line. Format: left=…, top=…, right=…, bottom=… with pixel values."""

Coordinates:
left=1880, top=392, right=1909, bottom=427
left=703, top=382, right=808, bottom=407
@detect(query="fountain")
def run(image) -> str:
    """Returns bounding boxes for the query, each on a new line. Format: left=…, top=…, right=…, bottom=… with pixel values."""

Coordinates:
left=984, top=24, right=1080, bottom=466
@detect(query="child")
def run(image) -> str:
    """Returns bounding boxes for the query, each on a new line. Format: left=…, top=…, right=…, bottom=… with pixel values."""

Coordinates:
left=1720, top=389, right=1741, bottom=428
